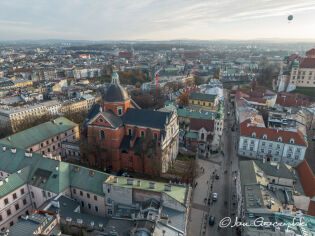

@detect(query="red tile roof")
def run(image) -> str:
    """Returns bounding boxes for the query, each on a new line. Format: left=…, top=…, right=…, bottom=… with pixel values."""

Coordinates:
left=246, top=97, right=267, bottom=103
left=240, top=119, right=307, bottom=146
left=300, top=58, right=315, bottom=68
left=296, top=160, right=315, bottom=198
left=276, top=92, right=310, bottom=107
left=189, top=118, right=214, bottom=132
left=306, top=48, right=315, bottom=57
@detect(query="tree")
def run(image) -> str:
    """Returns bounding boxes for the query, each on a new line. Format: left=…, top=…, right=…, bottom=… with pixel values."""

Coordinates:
left=178, top=93, right=189, bottom=106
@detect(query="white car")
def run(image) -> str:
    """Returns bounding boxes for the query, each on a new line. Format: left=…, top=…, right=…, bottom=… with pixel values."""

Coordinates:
left=212, top=193, right=218, bottom=201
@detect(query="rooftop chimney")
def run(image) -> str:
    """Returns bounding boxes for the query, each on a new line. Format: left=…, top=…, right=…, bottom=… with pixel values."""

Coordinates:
left=2, top=146, right=6, bottom=152
left=127, top=178, right=134, bottom=185
left=149, top=182, right=155, bottom=189
left=11, top=148, right=16, bottom=154
left=164, top=184, right=172, bottom=191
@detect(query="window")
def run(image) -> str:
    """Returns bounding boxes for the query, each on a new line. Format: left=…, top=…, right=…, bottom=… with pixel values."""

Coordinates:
left=243, top=146, right=247, bottom=150
left=262, top=134, right=267, bottom=140
left=269, top=143, right=272, bottom=148
left=15, top=203, right=19, bottom=210
left=117, top=107, right=122, bottom=116
left=140, top=131, right=145, bottom=137
left=20, top=188, right=24, bottom=195
left=290, top=138, right=294, bottom=144
left=51, top=138, right=54, bottom=142
left=42, top=151, right=45, bottom=155
left=73, top=189, right=76, bottom=194
left=277, top=144, right=280, bottom=149
left=0, top=215, right=2, bottom=221
left=53, top=145, right=55, bottom=150
left=201, top=133, right=205, bottom=140
left=262, top=142, right=265, bottom=146
left=9, top=222, right=13, bottom=227
left=260, top=149, right=264, bottom=153
left=268, top=150, right=272, bottom=154
left=23, top=199, right=27, bottom=205
left=154, top=133, right=158, bottom=139
left=250, top=147, right=253, bottom=151
left=4, top=198, right=9, bottom=205
left=94, top=195, right=97, bottom=201
left=46, top=140, right=49, bottom=145
left=107, top=209, right=112, bottom=215
left=72, top=129, right=74, bottom=133
left=87, top=193, right=90, bottom=198
left=6, top=209, right=11, bottom=216
left=80, top=191, right=83, bottom=196
left=47, top=148, right=50, bottom=152
left=58, top=143, right=60, bottom=148
left=65, top=132, right=67, bottom=136
left=88, top=203, right=91, bottom=209
left=30, top=148, right=33, bottom=152
left=296, top=148, right=301, bottom=153
left=48, top=192, right=51, bottom=197
left=12, top=193, right=17, bottom=200
left=81, top=201, right=84, bottom=207
left=250, top=140, right=254, bottom=145
left=56, top=136, right=59, bottom=140
left=41, top=143, right=44, bottom=147
left=128, top=129, right=132, bottom=136
left=251, top=132, right=256, bottom=138
left=95, top=206, right=99, bottom=212
left=100, top=130, right=105, bottom=140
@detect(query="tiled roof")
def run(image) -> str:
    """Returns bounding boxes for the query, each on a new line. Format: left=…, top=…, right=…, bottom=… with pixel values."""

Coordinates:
left=276, top=93, right=310, bottom=107
left=300, top=58, right=315, bottom=68
left=240, top=119, right=307, bottom=146
left=306, top=48, right=315, bottom=57
left=122, top=108, right=173, bottom=130
left=296, top=160, right=315, bottom=197
left=0, top=117, right=77, bottom=149
left=189, top=118, right=214, bottom=132
left=189, top=92, right=216, bottom=102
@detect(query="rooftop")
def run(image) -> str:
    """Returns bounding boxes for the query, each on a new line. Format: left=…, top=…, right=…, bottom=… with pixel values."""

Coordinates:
left=0, top=117, right=77, bottom=149
left=105, top=176, right=189, bottom=205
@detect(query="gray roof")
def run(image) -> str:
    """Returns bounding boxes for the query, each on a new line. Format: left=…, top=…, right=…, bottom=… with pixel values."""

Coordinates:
left=122, top=108, right=173, bottom=129
left=189, top=92, right=216, bottom=102
left=101, top=111, right=123, bottom=128
left=103, top=84, right=129, bottom=102
left=254, top=161, right=295, bottom=179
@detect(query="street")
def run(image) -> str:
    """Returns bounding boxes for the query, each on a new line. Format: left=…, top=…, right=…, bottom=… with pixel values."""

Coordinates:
left=187, top=89, right=241, bottom=236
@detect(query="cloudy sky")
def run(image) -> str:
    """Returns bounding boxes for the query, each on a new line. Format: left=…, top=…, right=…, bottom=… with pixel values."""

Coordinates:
left=1, top=0, right=315, bottom=41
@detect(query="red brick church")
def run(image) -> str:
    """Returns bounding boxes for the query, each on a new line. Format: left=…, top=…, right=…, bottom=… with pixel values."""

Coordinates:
left=85, top=72, right=179, bottom=174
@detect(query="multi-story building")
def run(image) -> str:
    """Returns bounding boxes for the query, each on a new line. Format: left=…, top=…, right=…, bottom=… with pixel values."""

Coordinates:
left=0, top=117, right=79, bottom=158
left=188, top=92, right=219, bottom=111
left=238, top=119, right=308, bottom=167
left=61, top=98, right=88, bottom=114
left=0, top=143, right=190, bottom=234
left=0, top=104, right=47, bottom=132
left=86, top=72, right=179, bottom=174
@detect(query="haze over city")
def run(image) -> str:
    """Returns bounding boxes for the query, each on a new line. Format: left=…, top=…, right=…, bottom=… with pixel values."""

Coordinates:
left=1, top=0, right=315, bottom=41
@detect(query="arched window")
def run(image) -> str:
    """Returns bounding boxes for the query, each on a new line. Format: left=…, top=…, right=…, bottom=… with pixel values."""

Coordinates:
left=117, top=107, right=123, bottom=116
left=201, top=133, right=205, bottom=140
left=100, top=130, right=105, bottom=140
left=252, top=132, right=256, bottom=138
left=277, top=137, right=282, bottom=142
left=140, top=131, right=145, bottom=137
left=289, top=138, right=294, bottom=144
left=263, top=134, right=267, bottom=140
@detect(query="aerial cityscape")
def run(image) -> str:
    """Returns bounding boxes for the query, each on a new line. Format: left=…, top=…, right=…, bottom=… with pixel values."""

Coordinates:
left=0, top=1, right=315, bottom=236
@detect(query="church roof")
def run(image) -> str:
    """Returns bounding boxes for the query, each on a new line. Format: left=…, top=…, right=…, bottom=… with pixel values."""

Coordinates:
left=103, top=73, right=129, bottom=102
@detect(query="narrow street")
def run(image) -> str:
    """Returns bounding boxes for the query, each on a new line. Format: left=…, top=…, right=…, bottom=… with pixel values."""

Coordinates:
left=187, top=89, right=240, bottom=236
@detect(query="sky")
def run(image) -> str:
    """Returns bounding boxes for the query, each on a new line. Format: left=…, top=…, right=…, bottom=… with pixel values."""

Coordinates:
left=1, top=0, right=315, bottom=41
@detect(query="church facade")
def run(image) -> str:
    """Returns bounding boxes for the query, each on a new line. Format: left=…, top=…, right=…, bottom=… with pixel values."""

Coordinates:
left=86, top=73, right=179, bottom=174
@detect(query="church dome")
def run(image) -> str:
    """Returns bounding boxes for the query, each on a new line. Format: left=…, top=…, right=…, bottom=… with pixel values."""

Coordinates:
left=103, top=72, right=129, bottom=102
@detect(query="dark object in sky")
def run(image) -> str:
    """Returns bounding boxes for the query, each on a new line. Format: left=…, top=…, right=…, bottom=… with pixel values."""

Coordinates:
left=288, top=15, right=293, bottom=21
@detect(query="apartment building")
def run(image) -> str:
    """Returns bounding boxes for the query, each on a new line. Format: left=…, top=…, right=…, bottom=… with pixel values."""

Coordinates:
left=238, top=119, right=308, bottom=167
left=0, top=117, right=79, bottom=158
left=61, top=98, right=88, bottom=114
left=0, top=104, right=47, bottom=132
left=188, top=92, right=219, bottom=111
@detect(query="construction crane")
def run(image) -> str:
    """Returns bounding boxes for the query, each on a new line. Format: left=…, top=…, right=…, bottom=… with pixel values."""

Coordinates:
left=154, top=66, right=164, bottom=88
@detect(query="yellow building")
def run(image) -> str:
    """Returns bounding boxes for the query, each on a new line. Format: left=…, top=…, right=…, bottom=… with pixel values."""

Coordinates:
left=188, top=92, right=219, bottom=111
left=61, top=98, right=88, bottom=114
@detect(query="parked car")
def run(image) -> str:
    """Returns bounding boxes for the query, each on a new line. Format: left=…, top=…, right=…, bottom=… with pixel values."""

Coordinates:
left=215, top=174, right=220, bottom=179
left=209, top=216, right=215, bottom=225
left=212, top=193, right=218, bottom=201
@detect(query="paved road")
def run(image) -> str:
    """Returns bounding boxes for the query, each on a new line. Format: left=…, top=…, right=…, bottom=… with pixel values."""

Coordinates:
left=187, top=89, right=241, bottom=236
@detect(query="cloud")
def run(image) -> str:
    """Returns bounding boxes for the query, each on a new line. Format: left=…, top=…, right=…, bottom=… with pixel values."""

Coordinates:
left=0, top=0, right=315, bottom=40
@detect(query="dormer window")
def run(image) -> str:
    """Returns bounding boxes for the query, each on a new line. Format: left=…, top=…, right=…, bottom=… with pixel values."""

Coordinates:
left=290, top=138, right=294, bottom=144
left=277, top=137, right=282, bottom=142
left=251, top=132, right=256, bottom=138
left=140, top=131, right=145, bottom=138
left=262, top=134, right=267, bottom=140
left=117, top=107, right=122, bottom=116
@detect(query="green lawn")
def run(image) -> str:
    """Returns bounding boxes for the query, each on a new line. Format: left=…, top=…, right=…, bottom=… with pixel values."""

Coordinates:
left=291, top=87, right=315, bottom=101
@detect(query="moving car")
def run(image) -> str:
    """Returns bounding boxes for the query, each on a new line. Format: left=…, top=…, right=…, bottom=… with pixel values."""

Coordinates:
left=212, top=193, right=218, bottom=201
left=209, top=216, right=215, bottom=225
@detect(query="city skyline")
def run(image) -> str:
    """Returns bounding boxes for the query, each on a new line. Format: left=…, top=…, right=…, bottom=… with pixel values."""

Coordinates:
left=1, top=0, right=315, bottom=41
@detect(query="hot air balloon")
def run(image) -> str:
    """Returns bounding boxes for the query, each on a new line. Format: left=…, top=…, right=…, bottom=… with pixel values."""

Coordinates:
left=288, top=15, right=293, bottom=21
